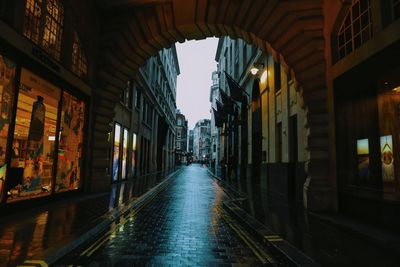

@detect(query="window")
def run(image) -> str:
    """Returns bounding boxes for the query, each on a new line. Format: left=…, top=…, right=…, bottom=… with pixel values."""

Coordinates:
left=71, top=30, right=88, bottom=78
left=121, top=128, right=128, bottom=180
left=9, top=68, right=61, bottom=201
left=274, top=61, right=281, bottom=92
left=112, top=123, right=121, bottom=182
left=337, top=0, right=372, bottom=60
left=23, top=0, right=64, bottom=60
left=0, top=55, right=17, bottom=201
left=131, top=133, right=137, bottom=178
left=56, top=91, right=85, bottom=192
left=135, top=88, right=141, bottom=109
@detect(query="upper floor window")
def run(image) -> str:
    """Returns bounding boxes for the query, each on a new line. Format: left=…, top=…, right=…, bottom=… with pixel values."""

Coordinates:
left=71, top=30, right=88, bottom=78
left=337, top=0, right=372, bottom=60
left=23, top=0, right=64, bottom=60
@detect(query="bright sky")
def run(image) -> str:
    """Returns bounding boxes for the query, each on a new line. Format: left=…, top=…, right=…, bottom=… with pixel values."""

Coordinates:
left=176, top=38, right=219, bottom=129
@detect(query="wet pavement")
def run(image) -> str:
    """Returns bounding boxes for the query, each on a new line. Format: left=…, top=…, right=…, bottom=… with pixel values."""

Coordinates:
left=222, top=174, right=400, bottom=267
left=0, top=170, right=172, bottom=267
left=55, top=165, right=265, bottom=266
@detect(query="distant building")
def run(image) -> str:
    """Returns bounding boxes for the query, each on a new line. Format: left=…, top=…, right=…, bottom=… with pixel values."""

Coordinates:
left=209, top=71, right=220, bottom=174
left=175, top=110, right=188, bottom=164
left=193, top=119, right=211, bottom=163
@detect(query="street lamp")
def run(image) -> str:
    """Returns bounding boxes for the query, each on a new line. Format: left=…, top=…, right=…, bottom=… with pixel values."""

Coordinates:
left=250, top=63, right=264, bottom=76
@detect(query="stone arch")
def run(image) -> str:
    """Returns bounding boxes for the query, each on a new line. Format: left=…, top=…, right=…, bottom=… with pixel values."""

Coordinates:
left=91, top=0, right=332, bottom=210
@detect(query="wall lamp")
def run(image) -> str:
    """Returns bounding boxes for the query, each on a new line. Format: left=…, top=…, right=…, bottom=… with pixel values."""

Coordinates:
left=250, top=63, right=264, bottom=75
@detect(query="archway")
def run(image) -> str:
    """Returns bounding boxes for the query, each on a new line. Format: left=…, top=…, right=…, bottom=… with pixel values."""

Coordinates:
left=91, top=0, right=332, bottom=211
left=251, top=80, right=262, bottom=180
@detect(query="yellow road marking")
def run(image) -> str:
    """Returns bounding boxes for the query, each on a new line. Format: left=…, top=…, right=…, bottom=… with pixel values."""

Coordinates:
left=81, top=182, right=170, bottom=257
left=19, top=260, right=48, bottom=267
left=217, top=207, right=275, bottom=264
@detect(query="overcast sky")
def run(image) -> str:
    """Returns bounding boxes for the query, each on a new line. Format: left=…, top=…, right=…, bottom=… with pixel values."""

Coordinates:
left=176, top=38, right=219, bottom=129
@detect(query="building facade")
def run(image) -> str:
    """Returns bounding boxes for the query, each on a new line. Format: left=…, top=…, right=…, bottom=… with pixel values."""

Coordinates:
left=110, top=46, right=180, bottom=183
left=209, top=71, right=220, bottom=175
left=193, top=119, right=211, bottom=163
left=214, top=36, right=309, bottom=201
left=175, top=110, right=188, bottom=165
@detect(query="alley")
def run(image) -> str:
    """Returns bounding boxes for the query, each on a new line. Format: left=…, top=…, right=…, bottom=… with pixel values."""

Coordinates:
left=56, top=165, right=269, bottom=266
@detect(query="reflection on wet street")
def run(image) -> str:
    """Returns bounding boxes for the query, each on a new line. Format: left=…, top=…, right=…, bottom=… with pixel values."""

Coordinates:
left=225, top=176, right=400, bottom=266
left=0, top=171, right=168, bottom=267
left=57, top=165, right=261, bottom=266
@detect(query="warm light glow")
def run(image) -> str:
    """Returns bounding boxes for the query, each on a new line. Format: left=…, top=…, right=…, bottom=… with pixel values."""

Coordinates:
left=250, top=67, right=259, bottom=75
left=260, top=70, right=268, bottom=83
left=392, top=86, right=400, bottom=93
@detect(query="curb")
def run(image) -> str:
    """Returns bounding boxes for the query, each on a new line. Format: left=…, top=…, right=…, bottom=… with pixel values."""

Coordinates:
left=206, top=170, right=318, bottom=267
left=43, top=168, right=183, bottom=265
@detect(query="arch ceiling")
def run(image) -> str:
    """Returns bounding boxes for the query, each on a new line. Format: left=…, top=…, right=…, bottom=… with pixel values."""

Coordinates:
left=91, top=0, right=332, bottom=210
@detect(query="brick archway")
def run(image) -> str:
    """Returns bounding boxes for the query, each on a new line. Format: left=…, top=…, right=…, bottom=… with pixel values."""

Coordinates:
left=91, top=0, right=333, bottom=211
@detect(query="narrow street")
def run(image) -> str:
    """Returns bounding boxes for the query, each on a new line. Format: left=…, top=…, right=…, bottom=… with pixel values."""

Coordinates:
left=55, top=165, right=272, bottom=266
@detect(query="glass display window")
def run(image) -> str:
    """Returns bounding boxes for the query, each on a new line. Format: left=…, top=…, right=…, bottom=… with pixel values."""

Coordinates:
left=112, top=123, right=121, bottom=182
left=121, top=128, right=128, bottom=180
left=0, top=55, right=16, bottom=201
left=7, top=68, right=61, bottom=202
left=56, top=91, right=85, bottom=192
left=131, top=133, right=137, bottom=178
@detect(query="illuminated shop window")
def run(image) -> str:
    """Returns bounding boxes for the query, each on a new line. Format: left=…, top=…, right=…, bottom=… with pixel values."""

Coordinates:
left=121, top=128, right=128, bottom=180
left=112, top=123, right=121, bottom=182
left=23, top=0, right=64, bottom=60
left=8, top=68, right=61, bottom=202
left=0, top=55, right=16, bottom=201
left=337, top=0, right=372, bottom=60
left=56, top=92, right=85, bottom=193
left=71, top=30, right=88, bottom=78
left=131, top=133, right=137, bottom=178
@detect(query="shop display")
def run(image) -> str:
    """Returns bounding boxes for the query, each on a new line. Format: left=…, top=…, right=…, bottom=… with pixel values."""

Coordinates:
left=121, top=128, right=128, bottom=180
left=56, top=91, right=85, bottom=192
left=112, top=123, right=121, bottom=182
left=357, top=138, right=370, bottom=182
left=8, top=68, right=60, bottom=201
left=380, top=135, right=395, bottom=182
left=131, top=133, right=137, bottom=178
left=0, top=55, right=16, bottom=200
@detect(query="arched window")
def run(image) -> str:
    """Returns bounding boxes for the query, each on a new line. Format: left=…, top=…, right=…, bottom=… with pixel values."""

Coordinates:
left=23, top=0, right=64, bottom=60
left=337, top=0, right=372, bottom=60
left=71, top=30, right=88, bottom=78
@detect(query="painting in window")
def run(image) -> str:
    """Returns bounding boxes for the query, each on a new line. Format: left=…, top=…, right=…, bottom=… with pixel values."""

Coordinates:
left=0, top=55, right=16, bottom=200
left=357, top=138, right=370, bottom=183
left=56, top=91, right=85, bottom=192
left=8, top=68, right=60, bottom=202
left=112, top=123, right=121, bottom=182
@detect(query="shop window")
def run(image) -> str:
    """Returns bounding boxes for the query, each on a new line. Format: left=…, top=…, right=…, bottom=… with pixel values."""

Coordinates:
left=336, top=0, right=372, bottom=60
left=8, top=68, right=61, bottom=201
left=121, top=128, right=128, bottom=180
left=0, top=55, right=16, bottom=201
left=112, top=123, right=121, bottom=182
left=71, top=30, right=88, bottom=78
left=23, top=0, right=64, bottom=60
left=336, top=80, right=400, bottom=200
left=131, top=133, right=137, bottom=178
left=56, top=92, right=85, bottom=192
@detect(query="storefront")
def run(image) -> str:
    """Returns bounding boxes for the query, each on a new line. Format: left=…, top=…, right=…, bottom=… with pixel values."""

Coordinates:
left=0, top=51, right=88, bottom=204
left=334, top=41, right=400, bottom=226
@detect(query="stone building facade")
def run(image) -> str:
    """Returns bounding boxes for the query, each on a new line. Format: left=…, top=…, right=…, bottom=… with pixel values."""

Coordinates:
left=175, top=110, right=188, bottom=164
left=193, top=119, right=211, bottom=163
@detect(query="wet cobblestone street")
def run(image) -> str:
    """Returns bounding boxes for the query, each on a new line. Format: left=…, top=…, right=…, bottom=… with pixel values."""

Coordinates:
left=57, top=165, right=263, bottom=266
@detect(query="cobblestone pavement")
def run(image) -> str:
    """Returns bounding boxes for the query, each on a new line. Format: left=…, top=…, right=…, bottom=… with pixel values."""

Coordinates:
left=56, top=165, right=264, bottom=266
